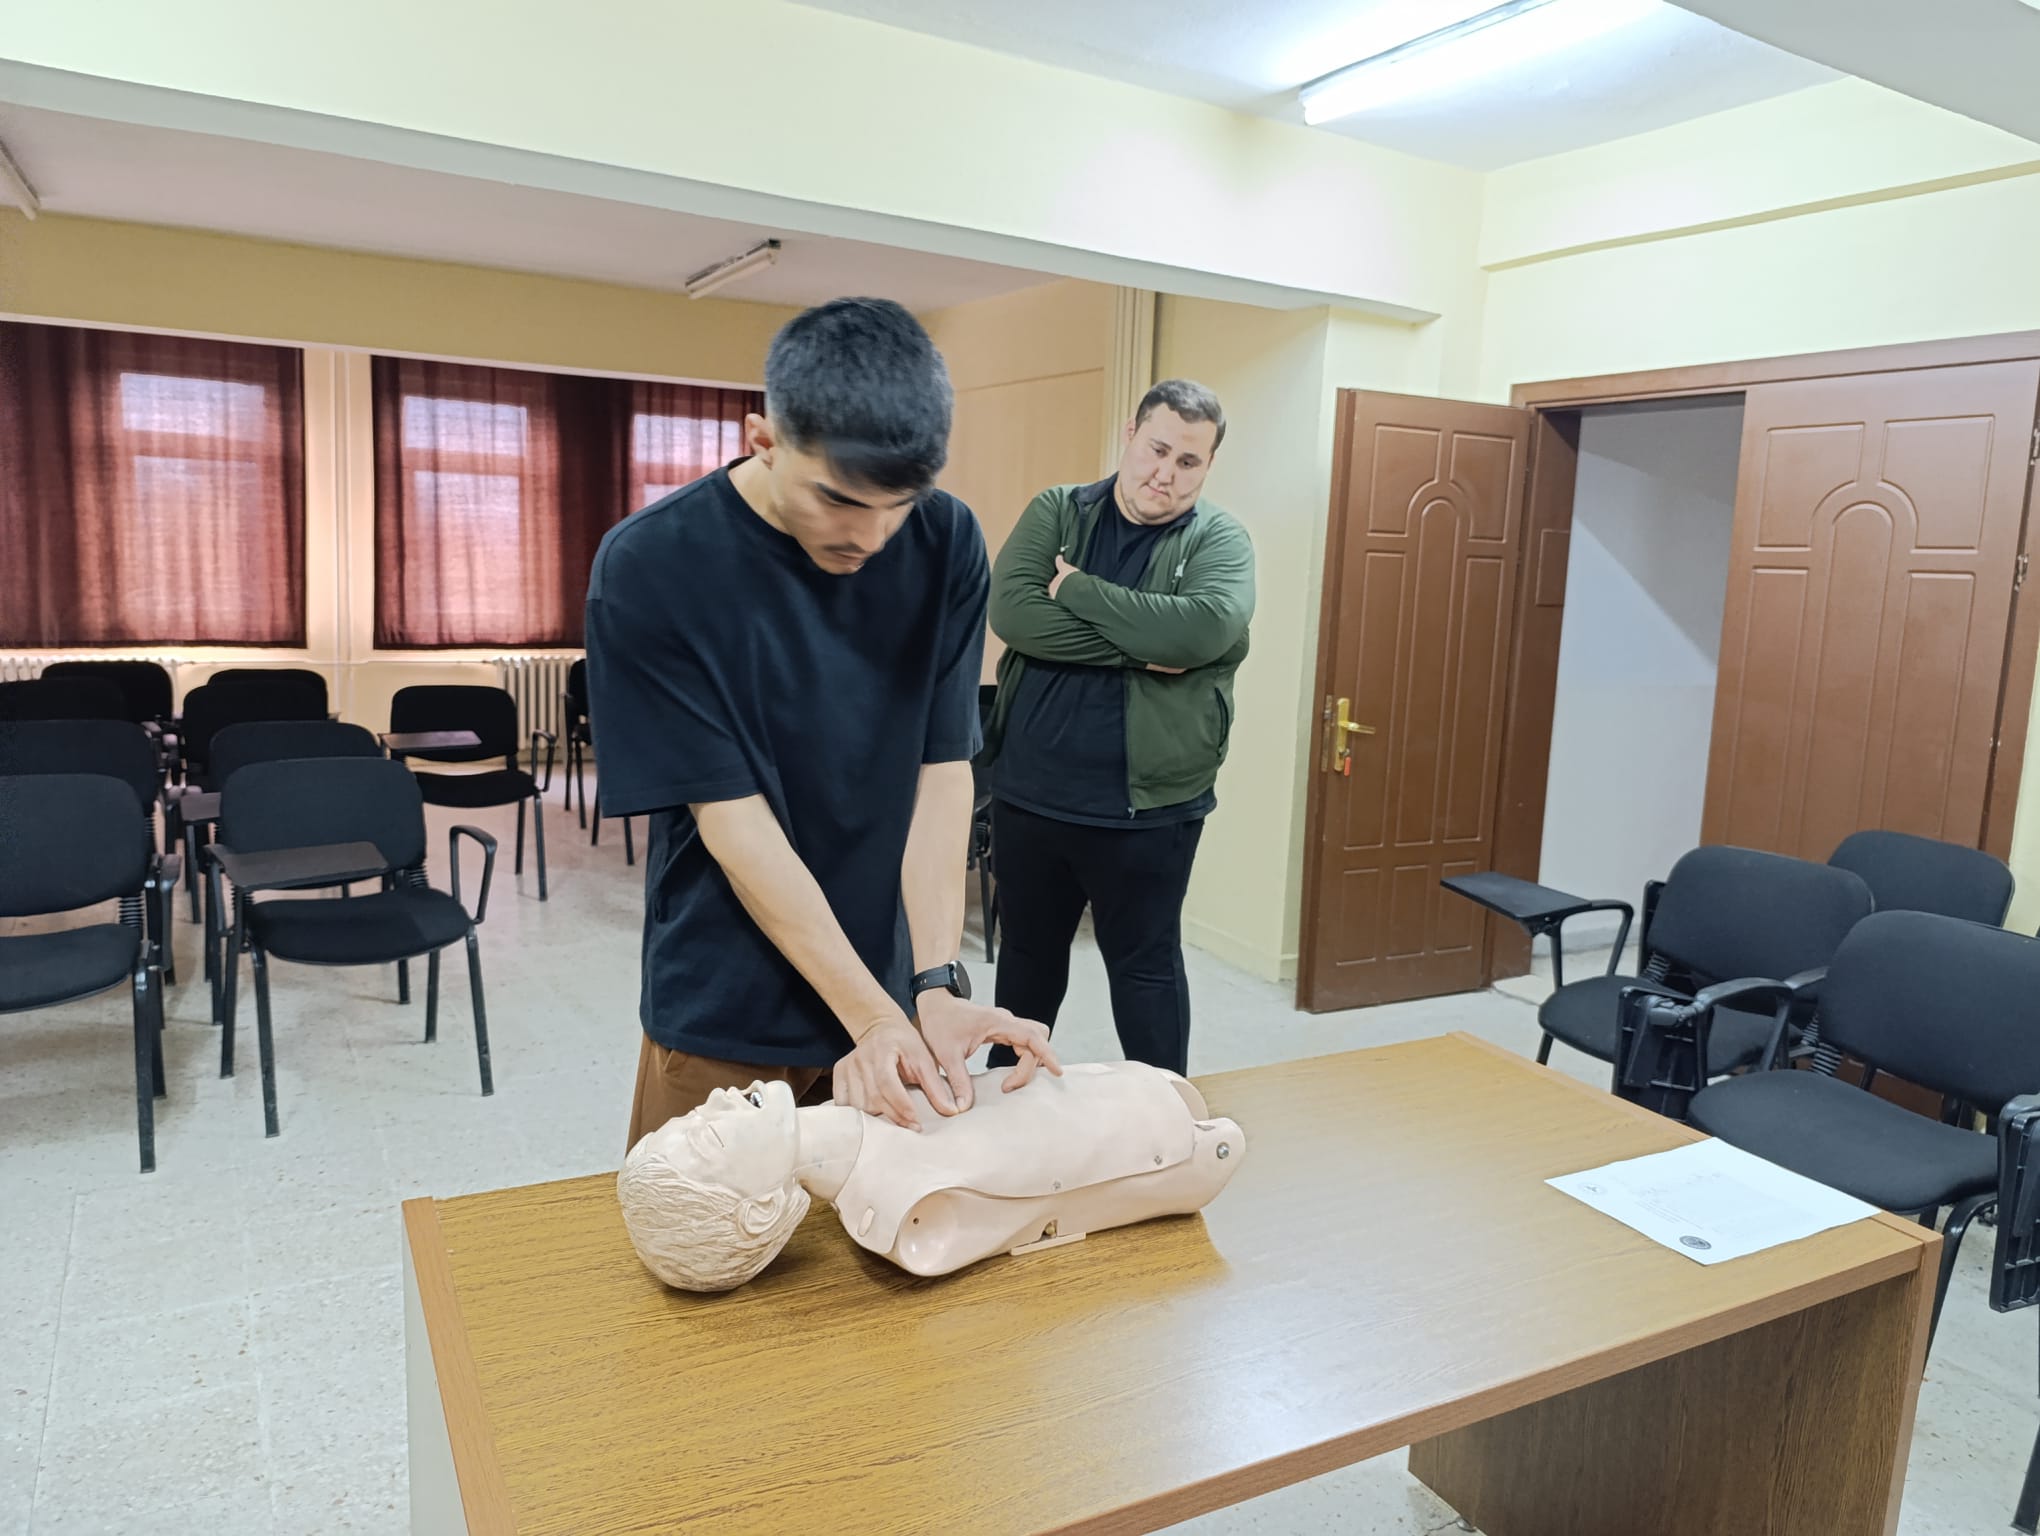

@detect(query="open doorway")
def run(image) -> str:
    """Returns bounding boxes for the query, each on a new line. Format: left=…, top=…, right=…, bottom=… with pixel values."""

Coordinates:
left=1535, top=396, right=1743, bottom=952
left=1299, top=339, right=2040, bottom=1014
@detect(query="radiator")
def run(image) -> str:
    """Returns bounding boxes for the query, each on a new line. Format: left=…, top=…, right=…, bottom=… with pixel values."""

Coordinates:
left=494, top=654, right=578, bottom=747
left=0, top=652, right=193, bottom=684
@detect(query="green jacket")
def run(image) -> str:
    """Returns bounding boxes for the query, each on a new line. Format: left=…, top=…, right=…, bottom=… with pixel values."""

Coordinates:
left=985, top=476, right=1255, bottom=812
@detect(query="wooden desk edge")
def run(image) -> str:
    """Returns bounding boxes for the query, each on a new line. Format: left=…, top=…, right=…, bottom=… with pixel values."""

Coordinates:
left=403, top=1196, right=518, bottom=1534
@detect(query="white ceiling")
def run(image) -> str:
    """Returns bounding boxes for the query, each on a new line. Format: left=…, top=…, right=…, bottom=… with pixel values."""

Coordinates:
left=1671, top=0, right=2040, bottom=143
left=796, top=0, right=1836, bottom=169
left=0, top=103, right=1058, bottom=313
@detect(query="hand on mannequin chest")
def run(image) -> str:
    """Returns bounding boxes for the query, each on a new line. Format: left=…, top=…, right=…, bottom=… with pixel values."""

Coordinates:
left=618, top=1062, right=1246, bottom=1291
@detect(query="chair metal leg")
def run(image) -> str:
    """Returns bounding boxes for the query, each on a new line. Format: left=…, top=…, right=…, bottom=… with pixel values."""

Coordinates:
left=1536, top=1032, right=1555, bottom=1066
left=252, top=945, right=280, bottom=1138
left=1928, top=1192, right=1994, bottom=1353
left=590, top=790, right=602, bottom=847
left=465, top=929, right=494, bottom=1097
left=219, top=905, right=242, bottom=1075
left=2019, top=1328, right=2040, bottom=1534
left=623, top=812, right=634, bottom=867
left=532, top=793, right=547, bottom=901
left=132, top=963, right=157, bottom=1174
left=150, top=983, right=166, bottom=1100
left=398, top=958, right=410, bottom=1004
left=978, top=858, right=996, bottom=963
left=185, top=821, right=202, bottom=922
left=575, top=744, right=589, bottom=828
left=515, top=798, right=526, bottom=876
left=425, top=949, right=440, bottom=1043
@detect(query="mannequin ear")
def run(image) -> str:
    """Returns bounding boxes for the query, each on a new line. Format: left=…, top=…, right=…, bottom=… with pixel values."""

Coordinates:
left=737, top=1186, right=791, bottom=1237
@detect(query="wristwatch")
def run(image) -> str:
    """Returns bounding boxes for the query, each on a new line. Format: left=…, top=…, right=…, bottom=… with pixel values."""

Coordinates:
left=909, top=961, right=972, bottom=1003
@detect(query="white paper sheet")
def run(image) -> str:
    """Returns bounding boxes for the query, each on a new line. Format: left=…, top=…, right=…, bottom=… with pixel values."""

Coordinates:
left=1548, top=1138, right=1878, bottom=1264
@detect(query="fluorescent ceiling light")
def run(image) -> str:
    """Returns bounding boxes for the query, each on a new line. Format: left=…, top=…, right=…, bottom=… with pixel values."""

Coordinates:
left=1298, top=0, right=1660, bottom=124
left=684, top=238, right=780, bottom=300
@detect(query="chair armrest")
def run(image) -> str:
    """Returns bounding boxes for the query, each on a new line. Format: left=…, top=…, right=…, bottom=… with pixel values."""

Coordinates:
left=450, top=824, right=499, bottom=923
left=1548, top=900, right=1636, bottom=977
left=1991, top=1096, right=2040, bottom=1313
left=209, top=841, right=391, bottom=893
left=529, top=729, right=558, bottom=793
left=1614, top=975, right=1794, bottom=1119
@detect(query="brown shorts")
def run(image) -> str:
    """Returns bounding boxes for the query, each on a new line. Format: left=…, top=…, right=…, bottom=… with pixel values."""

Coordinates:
left=624, top=1036, right=836, bottom=1156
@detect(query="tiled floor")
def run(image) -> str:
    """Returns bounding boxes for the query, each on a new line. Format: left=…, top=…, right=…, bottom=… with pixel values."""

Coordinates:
left=2, top=791, right=2033, bottom=1534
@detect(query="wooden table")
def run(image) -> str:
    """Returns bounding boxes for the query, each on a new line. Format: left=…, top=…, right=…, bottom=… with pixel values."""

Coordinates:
left=402, top=1034, right=1938, bottom=1536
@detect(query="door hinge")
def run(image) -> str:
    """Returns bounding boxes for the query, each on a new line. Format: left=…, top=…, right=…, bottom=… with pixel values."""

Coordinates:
left=2019, top=553, right=2031, bottom=592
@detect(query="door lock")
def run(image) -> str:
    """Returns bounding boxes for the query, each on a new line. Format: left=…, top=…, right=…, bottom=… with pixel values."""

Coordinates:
left=1327, top=696, right=1375, bottom=776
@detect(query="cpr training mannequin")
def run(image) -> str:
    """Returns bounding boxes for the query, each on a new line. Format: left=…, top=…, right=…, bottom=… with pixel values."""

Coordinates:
left=617, top=1061, right=1245, bottom=1292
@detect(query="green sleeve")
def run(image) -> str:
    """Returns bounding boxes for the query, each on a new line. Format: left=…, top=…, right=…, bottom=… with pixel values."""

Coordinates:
left=1056, top=521, right=1256, bottom=670
left=989, top=490, right=1131, bottom=667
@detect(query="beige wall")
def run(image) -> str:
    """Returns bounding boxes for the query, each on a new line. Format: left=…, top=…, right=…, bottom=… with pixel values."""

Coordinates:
left=925, top=280, right=1121, bottom=681
left=0, top=213, right=788, bottom=724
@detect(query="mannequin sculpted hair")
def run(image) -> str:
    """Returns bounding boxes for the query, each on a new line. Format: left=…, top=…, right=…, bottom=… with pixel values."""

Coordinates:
left=617, top=1138, right=812, bottom=1293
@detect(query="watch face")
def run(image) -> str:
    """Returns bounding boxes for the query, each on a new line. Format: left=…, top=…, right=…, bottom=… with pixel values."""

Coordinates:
left=951, top=962, right=972, bottom=1001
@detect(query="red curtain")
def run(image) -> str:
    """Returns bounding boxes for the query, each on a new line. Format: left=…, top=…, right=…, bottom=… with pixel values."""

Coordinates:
left=0, top=321, right=307, bottom=646
left=373, top=358, right=758, bottom=648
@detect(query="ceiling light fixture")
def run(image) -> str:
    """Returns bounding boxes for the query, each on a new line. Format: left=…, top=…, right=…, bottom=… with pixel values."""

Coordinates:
left=1297, top=0, right=1659, bottom=124
left=683, top=238, right=781, bottom=300
left=0, top=134, right=40, bottom=220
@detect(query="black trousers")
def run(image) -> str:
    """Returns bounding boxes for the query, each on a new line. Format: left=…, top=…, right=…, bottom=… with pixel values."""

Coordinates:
left=987, top=800, right=1204, bottom=1076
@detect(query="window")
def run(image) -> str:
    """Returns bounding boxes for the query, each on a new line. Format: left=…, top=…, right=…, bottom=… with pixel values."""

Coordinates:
left=628, top=384, right=758, bottom=513
left=0, top=322, right=307, bottom=646
left=373, top=358, right=758, bottom=648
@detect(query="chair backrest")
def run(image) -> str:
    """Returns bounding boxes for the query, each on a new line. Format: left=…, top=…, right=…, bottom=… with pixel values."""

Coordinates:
left=0, top=720, right=159, bottom=811
left=389, top=684, right=518, bottom=762
left=1824, top=910, right=2040, bottom=1111
left=211, top=720, right=381, bottom=789
left=42, top=660, right=173, bottom=723
left=218, top=756, right=426, bottom=870
left=179, top=681, right=326, bottom=773
left=0, top=676, right=129, bottom=722
left=1647, top=845, right=1874, bottom=986
left=1828, top=829, right=2014, bottom=927
left=0, top=774, right=146, bottom=917
left=566, top=658, right=588, bottom=716
left=210, top=667, right=329, bottom=715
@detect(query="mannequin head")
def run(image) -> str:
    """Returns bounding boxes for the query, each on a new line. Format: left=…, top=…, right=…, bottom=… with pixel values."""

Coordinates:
left=616, top=1081, right=812, bottom=1292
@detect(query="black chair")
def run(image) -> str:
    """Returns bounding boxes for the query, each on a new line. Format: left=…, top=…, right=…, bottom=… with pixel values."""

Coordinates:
left=0, top=676, right=128, bottom=722
left=568, top=659, right=637, bottom=865
left=563, top=658, right=590, bottom=820
left=43, top=660, right=174, bottom=726
left=168, top=680, right=327, bottom=923
left=210, top=667, right=330, bottom=717
left=0, top=773, right=168, bottom=1172
left=210, top=720, right=381, bottom=786
left=197, top=720, right=385, bottom=1010
left=1829, top=829, right=2014, bottom=926
left=389, top=685, right=554, bottom=900
left=1537, top=845, right=1873, bottom=1077
left=209, top=756, right=498, bottom=1137
left=1675, top=911, right=2040, bottom=1353
left=0, top=722, right=181, bottom=985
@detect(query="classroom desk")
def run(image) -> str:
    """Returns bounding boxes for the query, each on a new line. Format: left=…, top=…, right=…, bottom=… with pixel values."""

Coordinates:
left=402, top=1033, right=1938, bottom=1536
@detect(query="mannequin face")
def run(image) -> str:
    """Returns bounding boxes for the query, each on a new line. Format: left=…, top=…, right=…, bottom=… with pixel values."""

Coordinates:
left=640, top=1080, right=801, bottom=1196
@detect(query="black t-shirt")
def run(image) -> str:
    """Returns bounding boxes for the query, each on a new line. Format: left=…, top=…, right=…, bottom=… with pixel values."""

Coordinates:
left=993, top=493, right=1215, bottom=828
left=585, top=466, right=988, bottom=1065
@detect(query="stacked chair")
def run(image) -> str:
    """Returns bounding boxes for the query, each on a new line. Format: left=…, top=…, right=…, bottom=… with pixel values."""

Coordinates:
left=388, top=685, right=554, bottom=899
left=0, top=773, right=170, bottom=1171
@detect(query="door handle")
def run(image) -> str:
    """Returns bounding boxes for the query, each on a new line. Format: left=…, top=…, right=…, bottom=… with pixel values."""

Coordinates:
left=1323, top=696, right=1376, bottom=776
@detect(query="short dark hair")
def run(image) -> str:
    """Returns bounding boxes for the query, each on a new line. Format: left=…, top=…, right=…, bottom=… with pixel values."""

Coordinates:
left=1135, top=378, right=1226, bottom=452
left=764, top=298, right=953, bottom=494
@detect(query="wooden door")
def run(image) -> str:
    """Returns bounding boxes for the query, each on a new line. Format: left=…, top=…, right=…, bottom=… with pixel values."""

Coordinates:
left=1299, top=392, right=1533, bottom=1012
left=1704, top=362, right=2040, bottom=859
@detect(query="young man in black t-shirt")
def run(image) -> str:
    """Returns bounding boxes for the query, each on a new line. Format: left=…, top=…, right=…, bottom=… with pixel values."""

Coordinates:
left=587, top=298, right=1059, bottom=1149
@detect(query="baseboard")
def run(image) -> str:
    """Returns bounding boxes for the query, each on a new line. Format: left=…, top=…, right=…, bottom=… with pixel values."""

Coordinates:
left=1182, top=916, right=1295, bottom=984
